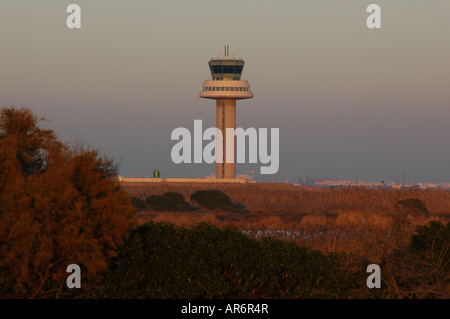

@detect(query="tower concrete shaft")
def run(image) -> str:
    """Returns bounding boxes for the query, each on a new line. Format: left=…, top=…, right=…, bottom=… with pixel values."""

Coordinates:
left=216, top=99, right=236, bottom=179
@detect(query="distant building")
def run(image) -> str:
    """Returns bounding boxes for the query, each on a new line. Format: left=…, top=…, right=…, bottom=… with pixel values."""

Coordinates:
left=297, top=177, right=450, bottom=190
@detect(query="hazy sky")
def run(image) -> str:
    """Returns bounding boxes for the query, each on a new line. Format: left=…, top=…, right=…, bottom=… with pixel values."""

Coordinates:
left=1, top=0, right=449, bottom=183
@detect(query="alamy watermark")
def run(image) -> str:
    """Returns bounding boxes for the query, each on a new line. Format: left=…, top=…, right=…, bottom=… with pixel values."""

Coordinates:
left=171, top=120, right=279, bottom=174
left=366, top=264, right=381, bottom=288
left=65, top=4, right=381, bottom=30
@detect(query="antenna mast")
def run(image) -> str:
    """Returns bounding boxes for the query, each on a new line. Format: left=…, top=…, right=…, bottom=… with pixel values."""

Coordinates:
left=224, top=45, right=230, bottom=59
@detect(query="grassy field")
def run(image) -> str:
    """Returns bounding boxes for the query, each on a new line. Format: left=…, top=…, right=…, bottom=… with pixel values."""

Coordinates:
left=122, top=182, right=449, bottom=262
left=122, top=182, right=450, bottom=216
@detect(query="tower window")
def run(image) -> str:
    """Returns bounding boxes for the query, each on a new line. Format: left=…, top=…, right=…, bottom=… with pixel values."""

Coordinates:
left=226, top=87, right=229, bottom=91
left=220, top=87, right=224, bottom=91
left=239, top=87, right=243, bottom=91
left=230, top=87, right=234, bottom=91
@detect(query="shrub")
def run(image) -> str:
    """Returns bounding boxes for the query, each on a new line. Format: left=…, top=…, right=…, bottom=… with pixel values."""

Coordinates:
left=380, top=221, right=450, bottom=299
left=145, top=192, right=190, bottom=211
left=131, top=196, right=147, bottom=211
left=190, top=190, right=236, bottom=211
left=101, top=222, right=360, bottom=298
left=398, top=198, right=429, bottom=218
left=410, top=221, right=449, bottom=270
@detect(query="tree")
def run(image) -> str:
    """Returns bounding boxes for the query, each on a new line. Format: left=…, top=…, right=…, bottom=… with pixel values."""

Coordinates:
left=0, top=107, right=135, bottom=298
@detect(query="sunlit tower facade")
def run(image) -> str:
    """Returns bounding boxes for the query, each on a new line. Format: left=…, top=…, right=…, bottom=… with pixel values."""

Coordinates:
left=199, top=46, right=253, bottom=179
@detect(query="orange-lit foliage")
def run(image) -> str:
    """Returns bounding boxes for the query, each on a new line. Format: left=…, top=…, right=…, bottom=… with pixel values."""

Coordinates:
left=0, top=107, right=135, bottom=298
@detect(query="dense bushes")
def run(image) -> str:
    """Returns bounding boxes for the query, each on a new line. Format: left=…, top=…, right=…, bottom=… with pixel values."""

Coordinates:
left=408, top=221, right=449, bottom=291
left=101, top=222, right=363, bottom=299
left=380, top=221, right=449, bottom=298
left=131, top=196, right=147, bottom=211
left=132, top=190, right=236, bottom=212
left=100, top=221, right=449, bottom=299
left=130, top=192, right=191, bottom=212
left=411, top=221, right=449, bottom=259
left=190, top=190, right=236, bottom=211
left=145, top=192, right=190, bottom=211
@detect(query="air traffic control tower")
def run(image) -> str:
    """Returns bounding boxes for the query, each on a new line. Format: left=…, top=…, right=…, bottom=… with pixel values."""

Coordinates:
left=200, top=46, right=253, bottom=179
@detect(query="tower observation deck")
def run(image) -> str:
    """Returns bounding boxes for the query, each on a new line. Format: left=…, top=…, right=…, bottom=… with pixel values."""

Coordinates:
left=199, top=45, right=253, bottom=179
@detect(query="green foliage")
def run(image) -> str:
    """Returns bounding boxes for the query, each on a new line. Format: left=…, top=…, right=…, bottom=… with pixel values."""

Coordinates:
left=145, top=192, right=190, bottom=211
left=190, top=190, right=236, bottom=211
left=410, top=221, right=449, bottom=271
left=101, top=222, right=360, bottom=299
left=398, top=198, right=429, bottom=217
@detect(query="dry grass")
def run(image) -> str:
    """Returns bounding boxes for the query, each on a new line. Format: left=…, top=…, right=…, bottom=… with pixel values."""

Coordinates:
left=125, top=182, right=449, bottom=261
left=137, top=211, right=221, bottom=228
left=122, top=182, right=450, bottom=217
